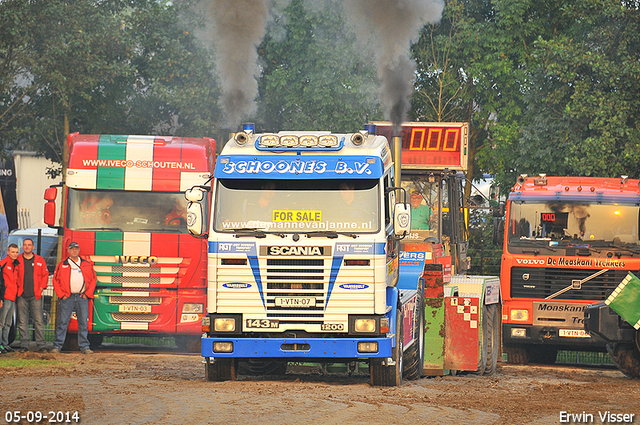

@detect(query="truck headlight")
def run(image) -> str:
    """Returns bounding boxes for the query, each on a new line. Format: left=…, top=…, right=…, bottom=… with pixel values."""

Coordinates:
left=510, top=309, right=529, bottom=321
left=358, top=342, right=378, bottom=353
left=354, top=318, right=376, bottom=333
left=511, top=328, right=527, bottom=338
left=183, top=303, right=204, bottom=314
left=213, top=342, right=234, bottom=353
left=214, top=317, right=237, bottom=332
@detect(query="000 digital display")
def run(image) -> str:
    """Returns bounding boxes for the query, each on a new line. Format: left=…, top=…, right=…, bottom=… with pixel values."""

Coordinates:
left=373, top=122, right=469, bottom=171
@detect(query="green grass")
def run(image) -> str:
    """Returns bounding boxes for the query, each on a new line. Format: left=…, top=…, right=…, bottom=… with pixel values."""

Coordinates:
left=0, top=358, right=72, bottom=368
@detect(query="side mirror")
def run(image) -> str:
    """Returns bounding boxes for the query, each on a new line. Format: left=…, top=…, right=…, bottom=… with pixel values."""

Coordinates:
left=187, top=202, right=207, bottom=237
left=43, top=186, right=60, bottom=227
left=492, top=203, right=505, bottom=217
left=394, top=203, right=411, bottom=237
left=44, top=187, right=58, bottom=201
left=185, top=186, right=210, bottom=238
left=492, top=217, right=504, bottom=245
left=186, top=186, right=207, bottom=202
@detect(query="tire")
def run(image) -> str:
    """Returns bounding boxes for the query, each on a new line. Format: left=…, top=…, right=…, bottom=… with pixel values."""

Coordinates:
left=88, top=334, right=104, bottom=350
left=607, top=343, right=640, bottom=379
left=504, top=346, right=529, bottom=364
left=371, top=301, right=403, bottom=386
left=205, top=358, right=238, bottom=381
left=483, top=303, right=501, bottom=375
left=475, top=303, right=488, bottom=375
left=238, top=359, right=288, bottom=376
left=403, top=291, right=425, bottom=380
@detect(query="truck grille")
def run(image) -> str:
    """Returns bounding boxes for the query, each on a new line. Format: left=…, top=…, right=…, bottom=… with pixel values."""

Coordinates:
left=111, top=313, right=158, bottom=322
left=110, top=276, right=162, bottom=286
left=264, top=258, right=326, bottom=323
left=510, top=267, right=634, bottom=301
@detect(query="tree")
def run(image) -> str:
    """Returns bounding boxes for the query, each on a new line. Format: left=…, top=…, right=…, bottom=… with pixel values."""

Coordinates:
left=0, top=0, right=221, bottom=173
left=473, top=0, right=640, bottom=188
left=256, top=0, right=382, bottom=132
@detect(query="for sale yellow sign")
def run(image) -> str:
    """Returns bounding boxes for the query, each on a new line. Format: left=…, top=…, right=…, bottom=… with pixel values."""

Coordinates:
left=273, top=210, right=322, bottom=222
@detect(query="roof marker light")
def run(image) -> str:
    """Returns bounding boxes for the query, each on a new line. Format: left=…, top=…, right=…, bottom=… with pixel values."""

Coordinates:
left=318, top=135, right=338, bottom=147
left=280, top=135, right=299, bottom=147
left=299, top=135, right=318, bottom=147
left=260, top=135, right=279, bottom=147
left=364, top=124, right=376, bottom=134
left=242, top=123, right=255, bottom=134
left=534, top=174, right=547, bottom=186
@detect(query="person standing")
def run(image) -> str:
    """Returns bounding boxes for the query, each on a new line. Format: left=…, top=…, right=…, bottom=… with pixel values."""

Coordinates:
left=16, top=239, right=50, bottom=353
left=0, top=243, right=19, bottom=353
left=51, top=242, right=97, bottom=354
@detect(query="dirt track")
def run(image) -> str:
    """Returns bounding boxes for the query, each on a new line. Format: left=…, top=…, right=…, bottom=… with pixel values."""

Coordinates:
left=1, top=350, right=639, bottom=425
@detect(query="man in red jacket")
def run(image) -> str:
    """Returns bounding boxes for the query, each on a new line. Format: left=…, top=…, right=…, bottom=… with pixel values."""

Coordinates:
left=51, top=242, right=97, bottom=354
left=0, top=243, right=20, bottom=353
left=16, top=239, right=50, bottom=352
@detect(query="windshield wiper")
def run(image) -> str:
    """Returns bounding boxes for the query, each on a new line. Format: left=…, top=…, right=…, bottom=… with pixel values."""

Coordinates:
left=305, top=231, right=358, bottom=239
left=607, top=244, right=640, bottom=255
left=522, top=246, right=557, bottom=254
left=138, top=228, right=185, bottom=233
left=78, top=227, right=124, bottom=232
left=230, top=228, right=267, bottom=238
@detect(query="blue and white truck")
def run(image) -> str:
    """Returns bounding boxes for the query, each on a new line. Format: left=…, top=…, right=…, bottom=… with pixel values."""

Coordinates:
left=186, top=123, right=501, bottom=386
left=185, top=124, right=427, bottom=386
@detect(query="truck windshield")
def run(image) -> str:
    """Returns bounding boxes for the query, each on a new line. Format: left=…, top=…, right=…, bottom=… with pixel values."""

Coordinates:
left=67, top=189, right=189, bottom=233
left=214, top=179, right=380, bottom=234
left=508, top=200, right=640, bottom=248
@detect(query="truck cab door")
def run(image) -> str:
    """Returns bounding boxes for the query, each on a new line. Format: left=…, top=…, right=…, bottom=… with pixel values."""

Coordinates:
left=384, top=174, right=399, bottom=286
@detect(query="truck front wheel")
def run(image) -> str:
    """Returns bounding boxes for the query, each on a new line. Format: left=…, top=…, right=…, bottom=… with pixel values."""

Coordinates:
left=403, top=292, right=425, bottom=380
left=483, top=303, right=501, bottom=375
left=607, top=342, right=640, bottom=379
left=205, top=357, right=238, bottom=382
left=371, top=302, right=403, bottom=386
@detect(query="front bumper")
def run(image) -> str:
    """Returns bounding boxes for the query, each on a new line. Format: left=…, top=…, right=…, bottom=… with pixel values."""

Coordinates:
left=201, top=336, right=393, bottom=359
left=503, top=323, right=608, bottom=349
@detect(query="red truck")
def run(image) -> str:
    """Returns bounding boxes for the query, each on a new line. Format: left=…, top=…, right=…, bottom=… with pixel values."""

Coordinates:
left=44, top=133, right=215, bottom=350
left=500, top=175, right=640, bottom=363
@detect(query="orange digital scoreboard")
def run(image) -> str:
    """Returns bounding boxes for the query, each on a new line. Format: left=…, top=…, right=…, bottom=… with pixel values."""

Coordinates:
left=372, top=122, right=469, bottom=171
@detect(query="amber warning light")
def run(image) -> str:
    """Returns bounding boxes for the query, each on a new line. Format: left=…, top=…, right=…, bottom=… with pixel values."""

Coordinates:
left=372, top=122, right=469, bottom=171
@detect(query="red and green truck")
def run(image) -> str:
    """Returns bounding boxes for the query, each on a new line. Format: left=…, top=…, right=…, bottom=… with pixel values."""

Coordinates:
left=44, top=133, right=215, bottom=350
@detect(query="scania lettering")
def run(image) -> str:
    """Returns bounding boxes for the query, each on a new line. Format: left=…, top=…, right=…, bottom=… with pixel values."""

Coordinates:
left=499, top=175, right=640, bottom=364
left=44, top=133, right=215, bottom=351
left=188, top=122, right=501, bottom=386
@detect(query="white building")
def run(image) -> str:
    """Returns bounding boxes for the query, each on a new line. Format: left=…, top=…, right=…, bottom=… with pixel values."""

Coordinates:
left=13, top=151, right=62, bottom=229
